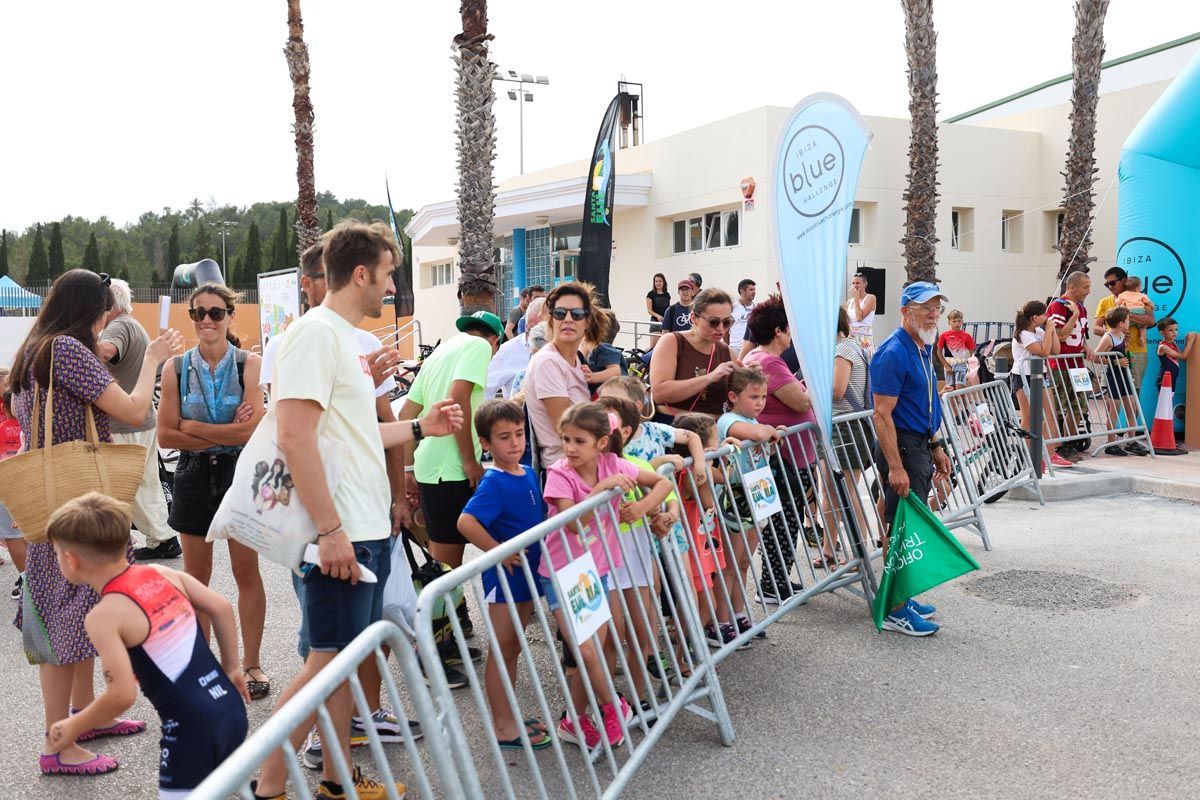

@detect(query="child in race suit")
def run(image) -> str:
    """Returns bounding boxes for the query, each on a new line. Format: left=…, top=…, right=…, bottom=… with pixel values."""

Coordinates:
left=45, top=493, right=249, bottom=797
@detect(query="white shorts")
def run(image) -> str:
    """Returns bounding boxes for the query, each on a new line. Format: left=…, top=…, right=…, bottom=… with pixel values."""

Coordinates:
left=609, top=525, right=657, bottom=590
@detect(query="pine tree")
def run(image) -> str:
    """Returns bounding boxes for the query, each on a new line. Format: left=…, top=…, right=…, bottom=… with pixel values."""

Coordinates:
left=118, top=267, right=131, bottom=281
left=101, top=239, right=121, bottom=276
left=0, top=230, right=8, bottom=278
left=244, top=222, right=263, bottom=280
left=325, top=209, right=334, bottom=232
left=194, top=222, right=213, bottom=260
left=82, top=232, right=102, bottom=272
left=268, top=207, right=289, bottom=270
left=48, top=222, right=66, bottom=278
left=168, top=223, right=182, bottom=272
left=27, top=224, right=49, bottom=283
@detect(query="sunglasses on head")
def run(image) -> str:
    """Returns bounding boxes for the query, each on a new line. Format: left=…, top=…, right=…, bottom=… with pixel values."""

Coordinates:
left=701, top=315, right=735, bottom=329
left=98, top=273, right=112, bottom=288
left=550, top=307, right=589, bottom=321
left=188, top=306, right=232, bottom=322
left=1103, top=279, right=1119, bottom=287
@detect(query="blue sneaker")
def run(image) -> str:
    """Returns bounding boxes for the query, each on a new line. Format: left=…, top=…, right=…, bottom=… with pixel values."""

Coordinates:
left=882, top=605, right=939, bottom=636
left=906, top=598, right=936, bottom=620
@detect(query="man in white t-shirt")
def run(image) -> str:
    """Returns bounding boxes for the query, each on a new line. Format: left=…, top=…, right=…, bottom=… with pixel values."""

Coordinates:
left=253, top=222, right=463, bottom=799
left=728, top=278, right=757, bottom=355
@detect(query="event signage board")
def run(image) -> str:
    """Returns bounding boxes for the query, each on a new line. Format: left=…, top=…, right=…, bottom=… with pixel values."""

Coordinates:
left=770, top=93, right=873, bottom=449
left=257, top=268, right=302, bottom=347
left=576, top=93, right=625, bottom=307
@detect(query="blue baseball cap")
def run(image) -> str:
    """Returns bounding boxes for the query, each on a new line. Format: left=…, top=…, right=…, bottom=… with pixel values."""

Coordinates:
left=900, top=281, right=949, bottom=307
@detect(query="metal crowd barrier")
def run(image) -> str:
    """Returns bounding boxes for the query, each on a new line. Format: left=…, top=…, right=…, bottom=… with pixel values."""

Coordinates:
left=939, top=380, right=1045, bottom=547
left=414, top=481, right=734, bottom=800
left=964, top=321, right=1016, bottom=344
left=1029, top=352, right=1154, bottom=470
left=615, top=318, right=659, bottom=352
left=191, top=620, right=460, bottom=800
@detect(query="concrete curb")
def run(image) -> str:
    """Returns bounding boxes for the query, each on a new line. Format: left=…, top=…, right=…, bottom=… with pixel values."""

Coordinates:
left=1009, top=468, right=1200, bottom=504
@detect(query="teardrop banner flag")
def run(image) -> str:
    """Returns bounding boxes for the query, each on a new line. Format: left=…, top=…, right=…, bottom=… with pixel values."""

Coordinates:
left=386, top=176, right=415, bottom=318
left=771, top=94, right=873, bottom=449
left=872, top=493, right=981, bottom=631
left=577, top=92, right=626, bottom=307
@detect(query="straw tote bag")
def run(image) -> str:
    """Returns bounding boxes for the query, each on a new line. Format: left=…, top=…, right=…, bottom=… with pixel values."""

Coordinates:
left=0, top=346, right=146, bottom=542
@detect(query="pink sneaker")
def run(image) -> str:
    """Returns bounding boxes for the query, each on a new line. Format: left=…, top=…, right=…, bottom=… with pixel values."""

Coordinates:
left=557, top=711, right=600, bottom=750
left=1049, top=453, right=1075, bottom=469
left=601, top=697, right=633, bottom=748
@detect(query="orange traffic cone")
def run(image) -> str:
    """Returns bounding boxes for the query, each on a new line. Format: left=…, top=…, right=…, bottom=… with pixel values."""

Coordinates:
left=1151, top=371, right=1185, bottom=455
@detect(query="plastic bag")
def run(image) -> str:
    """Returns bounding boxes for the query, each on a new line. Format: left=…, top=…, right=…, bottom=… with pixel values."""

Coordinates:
left=382, top=535, right=418, bottom=637
left=206, top=408, right=345, bottom=573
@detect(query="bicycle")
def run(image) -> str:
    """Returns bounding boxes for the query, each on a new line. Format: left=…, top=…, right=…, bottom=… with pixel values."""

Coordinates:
left=391, top=341, right=438, bottom=401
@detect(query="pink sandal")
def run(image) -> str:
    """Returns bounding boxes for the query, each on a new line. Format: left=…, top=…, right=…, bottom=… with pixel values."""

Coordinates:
left=39, top=752, right=120, bottom=776
left=74, top=718, right=147, bottom=742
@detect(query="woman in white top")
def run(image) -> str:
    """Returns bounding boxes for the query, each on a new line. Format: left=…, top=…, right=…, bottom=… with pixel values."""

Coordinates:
left=1011, top=299, right=1075, bottom=469
left=845, top=272, right=877, bottom=354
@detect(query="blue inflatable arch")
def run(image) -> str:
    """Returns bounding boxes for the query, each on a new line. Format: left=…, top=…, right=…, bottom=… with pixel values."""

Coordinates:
left=1114, top=50, right=1200, bottom=434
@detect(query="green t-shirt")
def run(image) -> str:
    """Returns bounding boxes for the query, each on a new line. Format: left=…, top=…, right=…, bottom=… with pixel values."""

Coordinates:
left=410, top=333, right=492, bottom=483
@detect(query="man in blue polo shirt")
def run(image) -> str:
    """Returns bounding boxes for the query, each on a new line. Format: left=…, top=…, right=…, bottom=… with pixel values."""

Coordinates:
left=871, top=281, right=954, bottom=637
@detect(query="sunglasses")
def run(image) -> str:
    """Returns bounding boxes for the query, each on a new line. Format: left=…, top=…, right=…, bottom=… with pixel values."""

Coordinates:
left=188, top=306, right=233, bottom=322
left=1103, top=280, right=1119, bottom=288
left=701, top=316, right=736, bottom=329
left=98, top=273, right=111, bottom=288
left=550, top=307, right=589, bottom=321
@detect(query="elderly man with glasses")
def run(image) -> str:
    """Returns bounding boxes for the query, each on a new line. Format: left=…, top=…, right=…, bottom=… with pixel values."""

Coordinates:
left=870, top=281, right=952, bottom=637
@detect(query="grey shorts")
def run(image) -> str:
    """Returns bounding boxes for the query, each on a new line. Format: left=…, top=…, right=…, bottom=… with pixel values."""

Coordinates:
left=0, top=504, right=21, bottom=540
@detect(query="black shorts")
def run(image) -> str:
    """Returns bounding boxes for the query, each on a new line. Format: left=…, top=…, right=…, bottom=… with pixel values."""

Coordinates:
left=159, top=707, right=248, bottom=796
left=874, top=429, right=934, bottom=526
left=169, top=451, right=239, bottom=536
left=418, top=479, right=475, bottom=546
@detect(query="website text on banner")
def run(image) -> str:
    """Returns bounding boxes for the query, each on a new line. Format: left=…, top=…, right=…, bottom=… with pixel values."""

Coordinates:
left=771, top=93, right=873, bottom=446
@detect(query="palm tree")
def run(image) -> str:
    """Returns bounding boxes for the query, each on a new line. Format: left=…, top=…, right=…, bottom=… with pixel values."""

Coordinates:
left=453, top=0, right=498, bottom=314
left=285, top=0, right=321, bottom=258
left=899, top=0, right=940, bottom=285
left=1056, top=0, right=1109, bottom=283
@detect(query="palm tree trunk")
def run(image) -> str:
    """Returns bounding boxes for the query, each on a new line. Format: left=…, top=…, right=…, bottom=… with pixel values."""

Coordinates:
left=899, top=0, right=940, bottom=285
left=1056, top=0, right=1109, bottom=283
left=285, top=0, right=321, bottom=258
left=453, top=0, right=498, bottom=315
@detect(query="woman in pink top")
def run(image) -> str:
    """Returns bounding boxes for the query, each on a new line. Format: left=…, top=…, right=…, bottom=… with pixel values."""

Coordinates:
left=523, top=282, right=611, bottom=467
left=742, top=296, right=817, bottom=467
left=540, top=402, right=670, bottom=751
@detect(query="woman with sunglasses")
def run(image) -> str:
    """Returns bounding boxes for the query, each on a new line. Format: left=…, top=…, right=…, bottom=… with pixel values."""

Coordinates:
left=648, top=287, right=736, bottom=420
left=524, top=282, right=612, bottom=466
left=158, top=284, right=270, bottom=699
left=9, top=269, right=182, bottom=775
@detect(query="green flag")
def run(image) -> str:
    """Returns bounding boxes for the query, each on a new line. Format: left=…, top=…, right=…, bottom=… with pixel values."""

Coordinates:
left=872, top=493, right=981, bottom=630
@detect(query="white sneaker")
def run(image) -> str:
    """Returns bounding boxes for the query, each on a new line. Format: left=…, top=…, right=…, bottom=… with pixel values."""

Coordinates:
left=351, top=708, right=423, bottom=743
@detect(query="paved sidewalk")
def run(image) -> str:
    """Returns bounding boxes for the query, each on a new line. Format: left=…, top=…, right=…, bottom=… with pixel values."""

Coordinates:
left=1014, top=448, right=1200, bottom=503
left=0, top=492, right=1197, bottom=798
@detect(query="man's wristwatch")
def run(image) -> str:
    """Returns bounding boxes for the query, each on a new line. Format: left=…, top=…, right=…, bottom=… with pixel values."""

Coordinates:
left=411, top=419, right=424, bottom=442
left=930, top=438, right=946, bottom=452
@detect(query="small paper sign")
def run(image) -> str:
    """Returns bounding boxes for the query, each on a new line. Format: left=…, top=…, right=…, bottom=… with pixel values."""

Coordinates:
left=553, top=551, right=611, bottom=644
left=1068, top=367, right=1093, bottom=393
left=974, top=403, right=996, bottom=436
left=741, top=465, right=783, bottom=523
left=158, top=296, right=171, bottom=332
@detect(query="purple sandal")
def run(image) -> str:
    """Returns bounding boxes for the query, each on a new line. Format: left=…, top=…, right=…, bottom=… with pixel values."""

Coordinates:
left=39, top=752, right=120, bottom=776
left=73, top=717, right=147, bottom=742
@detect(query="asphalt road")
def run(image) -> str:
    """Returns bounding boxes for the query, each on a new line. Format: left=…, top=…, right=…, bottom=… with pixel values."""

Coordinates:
left=0, top=493, right=1197, bottom=799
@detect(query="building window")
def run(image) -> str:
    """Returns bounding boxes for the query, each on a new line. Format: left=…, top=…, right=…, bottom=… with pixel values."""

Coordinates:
left=848, top=207, right=862, bottom=245
left=672, top=208, right=742, bottom=254
left=552, top=222, right=582, bottom=252
left=429, top=262, right=454, bottom=287
left=1044, top=210, right=1066, bottom=251
left=1056, top=211, right=1065, bottom=246
left=950, top=211, right=960, bottom=250
left=950, top=207, right=974, bottom=252
left=1001, top=210, right=1024, bottom=253
left=1001, top=214, right=1009, bottom=251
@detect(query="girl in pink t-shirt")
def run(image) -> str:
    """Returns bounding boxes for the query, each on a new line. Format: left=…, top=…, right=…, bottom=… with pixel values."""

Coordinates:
left=541, top=401, right=670, bottom=749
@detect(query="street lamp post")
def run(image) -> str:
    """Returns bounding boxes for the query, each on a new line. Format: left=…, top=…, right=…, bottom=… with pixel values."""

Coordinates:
left=494, top=70, right=549, bottom=175
left=208, top=220, right=239, bottom=281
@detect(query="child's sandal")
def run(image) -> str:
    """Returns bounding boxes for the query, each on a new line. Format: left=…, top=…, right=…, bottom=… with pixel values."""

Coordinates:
left=244, top=667, right=271, bottom=701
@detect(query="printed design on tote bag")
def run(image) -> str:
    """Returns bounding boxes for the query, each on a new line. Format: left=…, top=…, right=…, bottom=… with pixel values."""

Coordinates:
left=251, top=459, right=296, bottom=514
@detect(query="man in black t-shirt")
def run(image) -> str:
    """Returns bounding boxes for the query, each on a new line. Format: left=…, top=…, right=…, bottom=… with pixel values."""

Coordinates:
left=661, top=279, right=696, bottom=334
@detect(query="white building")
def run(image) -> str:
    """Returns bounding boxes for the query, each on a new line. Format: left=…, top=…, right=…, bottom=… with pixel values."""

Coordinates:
left=406, top=33, right=1200, bottom=347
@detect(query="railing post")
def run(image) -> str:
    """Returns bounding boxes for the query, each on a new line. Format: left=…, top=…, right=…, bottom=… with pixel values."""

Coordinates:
left=1029, top=358, right=1045, bottom=477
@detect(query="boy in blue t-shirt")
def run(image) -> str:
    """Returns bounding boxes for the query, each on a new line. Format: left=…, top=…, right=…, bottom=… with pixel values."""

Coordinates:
left=457, top=399, right=549, bottom=750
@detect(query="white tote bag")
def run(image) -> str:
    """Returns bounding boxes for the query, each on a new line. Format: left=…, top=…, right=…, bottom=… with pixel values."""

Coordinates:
left=207, top=407, right=345, bottom=573
left=382, top=537, right=418, bottom=637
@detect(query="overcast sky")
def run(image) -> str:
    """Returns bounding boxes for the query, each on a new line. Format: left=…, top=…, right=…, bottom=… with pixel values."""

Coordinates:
left=3, top=1, right=1199, bottom=231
